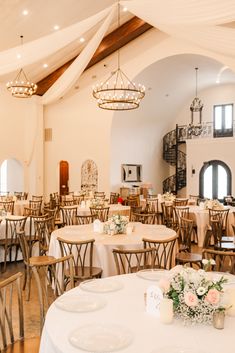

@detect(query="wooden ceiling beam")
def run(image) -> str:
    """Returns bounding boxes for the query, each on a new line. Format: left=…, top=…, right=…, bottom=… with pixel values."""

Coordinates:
left=36, top=17, right=152, bottom=96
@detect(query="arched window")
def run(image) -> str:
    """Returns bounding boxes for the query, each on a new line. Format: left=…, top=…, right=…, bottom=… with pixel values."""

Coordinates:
left=199, top=160, right=231, bottom=200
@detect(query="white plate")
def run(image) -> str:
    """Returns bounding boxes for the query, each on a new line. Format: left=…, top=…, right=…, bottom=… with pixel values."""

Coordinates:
left=54, top=295, right=106, bottom=312
left=80, top=278, right=123, bottom=293
left=152, top=347, right=205, bottom=353
left=136, top=269, right=167, bottom=281
left=69, top=323, right=133, bottom=352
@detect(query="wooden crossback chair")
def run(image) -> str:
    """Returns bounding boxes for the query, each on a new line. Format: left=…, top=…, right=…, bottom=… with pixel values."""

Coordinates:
left=61, top=206, right=78, bottom=225
left=202, top=248, right=235, bottom=274
left=0, top=272, right=40, bottom=352
left=89, top=206, right=109, bottom=222
left=143, top=234, right=178, bottom=270
left=76, top=215, right=95, bottom=225
left=112, top=247, right=154, bottom=275
left=31, top=255, right=74, bottom=333
left=0, top=200, right=14, bottom=214
left=57, top=238, right=102, bottom=286
left=0, top=216, right=27, bottom=272
left=131, top=212, right=155, bottom=224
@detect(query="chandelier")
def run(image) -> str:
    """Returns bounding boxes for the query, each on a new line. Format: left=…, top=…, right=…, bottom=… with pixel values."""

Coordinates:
left=6, top=36, right=37, bottom=98
left=92, top=2, right=145, bottom=111
left=188, top=67, right=203, bottom=136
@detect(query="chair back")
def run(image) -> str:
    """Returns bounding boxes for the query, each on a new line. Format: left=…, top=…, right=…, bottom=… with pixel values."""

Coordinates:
left=31, top=255, right=74, bottom=333
left=32, top=195, right=43, bottom=201
left=94, top=191, right=105, bottom=199
left=178, top=217, right=193, bottom=252
left=0, top=272, right=24, bottom=350
left=143, top=234, right=178, bottom=269
left=61, top=206, right=78, bottom=225
left=161, top=202, right=175, bottom=228
left=146, top=198, right=159, bottom=213
left=14, top=192, right=24, bottom=200
left=0, top=200, right=14, bottom=214
left=131, top=212, right=155, bottom=224
left=57, top=237, right=95, bottom=277
left=73, top=195, right=84, bottom=205
left=34, top=216, right=55, bottom=255
left=76, top=215, right=95, bottom=225
left=173, top=198, right=188, bottom=206
left=63, top=199, right=75, bottom=206
left=112, top=247, right=154, bottom=275
left=90, top=206, right=109, bottom=222
left=29, top=200, right=42, bottom=214
left=174, top=206, right=190, bottom=223
left=202, top=248, right=235, bottom=274
left=110, top=192, right=119, bottom=204
left=208, top=208, right=230, bottom=231
left=5, top=216, right=27, bottom=245
left=126, top=195, right=140, bottom=207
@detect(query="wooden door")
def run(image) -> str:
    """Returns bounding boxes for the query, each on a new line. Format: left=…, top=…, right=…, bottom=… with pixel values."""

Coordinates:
left=59, top=161, right=69, bottom=195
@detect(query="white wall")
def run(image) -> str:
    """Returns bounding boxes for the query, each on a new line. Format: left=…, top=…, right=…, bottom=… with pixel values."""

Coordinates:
left=174, top=84, right=235, bottom=196
left=0, top=84, right=43, bottom=196
left=6, top=159, right=23, bottom=192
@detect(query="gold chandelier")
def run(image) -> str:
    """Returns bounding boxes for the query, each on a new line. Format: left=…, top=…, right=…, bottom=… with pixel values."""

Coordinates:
left=92, top=2, right=145, bottom=111
left=6, top=36, right=37, bottom=98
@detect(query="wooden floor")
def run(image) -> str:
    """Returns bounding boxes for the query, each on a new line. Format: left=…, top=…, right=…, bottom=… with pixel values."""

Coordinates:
left=1, top=244, right=202, bottom=340
left=1, top=261, right=41, bottom=338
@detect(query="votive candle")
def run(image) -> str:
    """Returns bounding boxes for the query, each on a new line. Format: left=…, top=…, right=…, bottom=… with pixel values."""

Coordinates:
left=159, top=298, right=173, bottom=324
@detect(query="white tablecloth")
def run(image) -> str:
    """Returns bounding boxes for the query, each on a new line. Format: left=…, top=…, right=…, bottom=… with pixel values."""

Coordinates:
left=49, top=224, right=176, bottom=277
left=76, top=204, right=130, bottom=217
left=14, top=200, right=29, bottom=216
left=39, top=272, right=235, bottom=353
left=188, top=206, right=235, bottom=247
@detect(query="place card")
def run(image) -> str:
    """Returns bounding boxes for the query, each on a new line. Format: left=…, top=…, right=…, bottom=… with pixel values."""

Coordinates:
left=146, top=285, right=163, bottom=317
left=93, top=219, right=101, bottom=232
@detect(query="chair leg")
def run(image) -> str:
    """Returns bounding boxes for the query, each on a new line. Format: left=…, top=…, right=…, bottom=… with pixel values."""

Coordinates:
left=26, top=266, right=32, bottom=301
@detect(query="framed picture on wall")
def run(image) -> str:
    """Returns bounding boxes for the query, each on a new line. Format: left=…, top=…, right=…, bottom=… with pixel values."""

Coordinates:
left=121, top=164, right=142, bottom=182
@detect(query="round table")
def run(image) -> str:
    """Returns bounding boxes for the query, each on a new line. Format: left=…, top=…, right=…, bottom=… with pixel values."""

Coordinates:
left=49, top=224, right=176, bottom=277
left=188, top=206, right=235, bottom=247
left=39, top=272, right=235, bottom=353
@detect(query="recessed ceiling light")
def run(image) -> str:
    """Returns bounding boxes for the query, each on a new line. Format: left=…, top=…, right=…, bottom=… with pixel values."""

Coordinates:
left=53, top=25, right=60, bottom=30
left=16, top=53, right=21, bottom=59
left=123, top=7, right=128, bottom=12
left=43, top=63, right=48, bottom=68
left=22, top=9, right=28, bottom=16
left=79, top=37, right=85, bottom=43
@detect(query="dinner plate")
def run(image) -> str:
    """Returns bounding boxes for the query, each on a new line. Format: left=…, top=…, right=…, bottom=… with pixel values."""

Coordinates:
left=69, top=323, right=133, bottom=352
left=54, top=294, right=106, bottom=312
left=80, top=278, right=123, bottom=293
left=136, top=269, right=167, bottom=281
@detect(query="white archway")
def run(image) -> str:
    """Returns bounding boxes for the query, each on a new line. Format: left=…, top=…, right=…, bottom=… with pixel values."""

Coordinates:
left=0, top=158, right=24, bottom=194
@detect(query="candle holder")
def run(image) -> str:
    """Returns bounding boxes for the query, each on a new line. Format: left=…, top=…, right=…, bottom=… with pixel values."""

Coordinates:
left=213, top=310, right=225, bottom=329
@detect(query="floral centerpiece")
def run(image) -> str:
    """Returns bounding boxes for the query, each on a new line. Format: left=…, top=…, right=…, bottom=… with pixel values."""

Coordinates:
left=204, top=199, right=224, bottom=210
left=90, top=198, right=105, bottom=207
left=159, top=266, right=227, bottom=324
left=104, top=214, right=129, bottom=235
left=162, top=192, right=175, bottom=202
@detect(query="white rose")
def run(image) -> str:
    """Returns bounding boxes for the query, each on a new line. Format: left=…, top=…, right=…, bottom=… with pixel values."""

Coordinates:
left=196, top=286, right=206, bottom=296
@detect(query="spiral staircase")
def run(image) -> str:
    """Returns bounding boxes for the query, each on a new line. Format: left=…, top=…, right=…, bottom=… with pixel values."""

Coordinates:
left=163, top=125, right=187, bottom=194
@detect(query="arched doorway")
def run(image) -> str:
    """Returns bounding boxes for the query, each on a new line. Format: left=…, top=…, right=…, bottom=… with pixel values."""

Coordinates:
left=59, top=160, right=69, bottom=195
left=199, top=160, right=231, bottom=200
left=0, top=158, right=24, bottom=194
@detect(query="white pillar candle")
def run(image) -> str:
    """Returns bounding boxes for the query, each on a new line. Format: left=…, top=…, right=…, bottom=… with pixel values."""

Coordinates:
left=159, top=298, right=173, bottom=324
left=226, top=288, right=235, bottom=317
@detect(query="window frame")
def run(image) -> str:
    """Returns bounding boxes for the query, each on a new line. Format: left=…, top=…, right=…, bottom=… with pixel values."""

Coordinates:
left=213, top=103, right=233, bottom=138
left=199, top=160, right=232, bottom=201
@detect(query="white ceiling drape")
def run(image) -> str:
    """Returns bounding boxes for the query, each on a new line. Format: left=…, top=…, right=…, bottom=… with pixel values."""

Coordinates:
left=120, top=0, right=235, bottom=26
left=41, top=5, right=116, bottom=105
left=0, top=6, right=113, bottom=75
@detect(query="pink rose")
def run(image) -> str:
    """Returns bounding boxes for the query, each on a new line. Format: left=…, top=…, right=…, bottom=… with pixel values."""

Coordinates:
left=205, top=289, right=220, bottom=305
left=159, top=278, right=170, bottom=293
left=184, top=292, right=198, bottom=307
